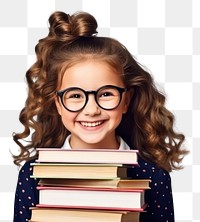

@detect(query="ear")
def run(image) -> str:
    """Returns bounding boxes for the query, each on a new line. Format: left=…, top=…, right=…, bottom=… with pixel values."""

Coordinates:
left=122, top=89, right=133, bottom=114
left=55, top=97, right=62, bottom=116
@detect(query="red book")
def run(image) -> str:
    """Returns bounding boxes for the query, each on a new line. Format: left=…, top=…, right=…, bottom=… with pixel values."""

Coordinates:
left=37, top=186, right=146, bottom=211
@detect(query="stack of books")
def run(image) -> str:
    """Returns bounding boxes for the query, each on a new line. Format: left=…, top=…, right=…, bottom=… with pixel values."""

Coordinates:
left=29, top=148, right=150, bottom=222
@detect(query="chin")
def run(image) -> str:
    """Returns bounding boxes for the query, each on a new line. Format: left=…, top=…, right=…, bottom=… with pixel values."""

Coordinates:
left=80, top=138, right=105, bottom=147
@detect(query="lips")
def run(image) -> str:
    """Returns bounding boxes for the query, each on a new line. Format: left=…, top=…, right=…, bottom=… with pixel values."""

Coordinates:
left=80, top=121, right=103, bottom=127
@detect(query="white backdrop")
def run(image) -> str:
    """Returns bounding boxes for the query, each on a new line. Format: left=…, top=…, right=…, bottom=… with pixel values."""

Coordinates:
left=0, top=0, right=200, bottom=221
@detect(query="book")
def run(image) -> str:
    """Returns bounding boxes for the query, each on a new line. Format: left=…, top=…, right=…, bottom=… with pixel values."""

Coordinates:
left=31, top=163, right=129, bottom=179
left=30, top=208, right=140, bottom=222
left=29, top=207, right=140, bottom=222
left=39, top=178, right=151, bottom=189
left=37, top=186, right=146, bottom=211
left=36, top=148, right=138, bottom=164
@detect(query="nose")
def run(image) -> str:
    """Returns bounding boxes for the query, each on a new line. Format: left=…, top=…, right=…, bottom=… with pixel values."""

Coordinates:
left=82, top=94, right=101, bottom=116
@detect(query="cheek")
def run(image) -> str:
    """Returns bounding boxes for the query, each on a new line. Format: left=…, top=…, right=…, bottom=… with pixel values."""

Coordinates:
left=110, top=109, right=124, bottom=126
left=60, top=111, right=77, bottom=129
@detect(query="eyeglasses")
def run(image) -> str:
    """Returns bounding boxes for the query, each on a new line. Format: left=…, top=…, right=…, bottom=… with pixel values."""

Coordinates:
left=57, top=85, right=127, bottom=112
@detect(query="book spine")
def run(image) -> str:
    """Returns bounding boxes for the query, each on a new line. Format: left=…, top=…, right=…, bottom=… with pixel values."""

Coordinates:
left=36, top=186, right=144, bottom=192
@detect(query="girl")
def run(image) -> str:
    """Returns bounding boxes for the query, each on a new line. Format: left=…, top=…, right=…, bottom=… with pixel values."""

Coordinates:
left=13, top=11, right=188, bottom=222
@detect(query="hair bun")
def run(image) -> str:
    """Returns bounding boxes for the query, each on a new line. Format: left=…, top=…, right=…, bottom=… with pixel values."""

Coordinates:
left=48, top=11, right=98, bottom=40
left=70, top=12, right=98, bottom=37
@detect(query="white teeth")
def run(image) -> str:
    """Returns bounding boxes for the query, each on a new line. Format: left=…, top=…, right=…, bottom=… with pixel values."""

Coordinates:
left=80, top=121, right=102, bottom=127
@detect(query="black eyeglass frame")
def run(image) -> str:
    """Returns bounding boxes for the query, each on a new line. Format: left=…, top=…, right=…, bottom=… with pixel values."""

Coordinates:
left=56, top=85, right=127, bottom=112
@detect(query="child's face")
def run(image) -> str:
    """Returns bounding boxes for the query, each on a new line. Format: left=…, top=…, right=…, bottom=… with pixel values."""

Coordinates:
left=55, top=60, right=130, bottom=149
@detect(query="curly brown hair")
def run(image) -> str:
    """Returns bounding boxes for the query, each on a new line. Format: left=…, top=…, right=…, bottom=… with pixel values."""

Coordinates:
left=12, top=11, right=188, bottom=171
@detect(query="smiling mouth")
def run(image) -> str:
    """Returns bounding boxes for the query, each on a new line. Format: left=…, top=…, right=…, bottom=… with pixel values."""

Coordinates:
left=80, top=121, right=103, bottom=127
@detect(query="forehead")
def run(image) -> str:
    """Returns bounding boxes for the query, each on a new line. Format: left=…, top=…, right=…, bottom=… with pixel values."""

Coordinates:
left=59, top=60, right=124, bottom=90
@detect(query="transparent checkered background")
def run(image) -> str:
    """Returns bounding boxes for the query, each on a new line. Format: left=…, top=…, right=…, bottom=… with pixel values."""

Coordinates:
left=0, top=0, right=199, bottom=221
